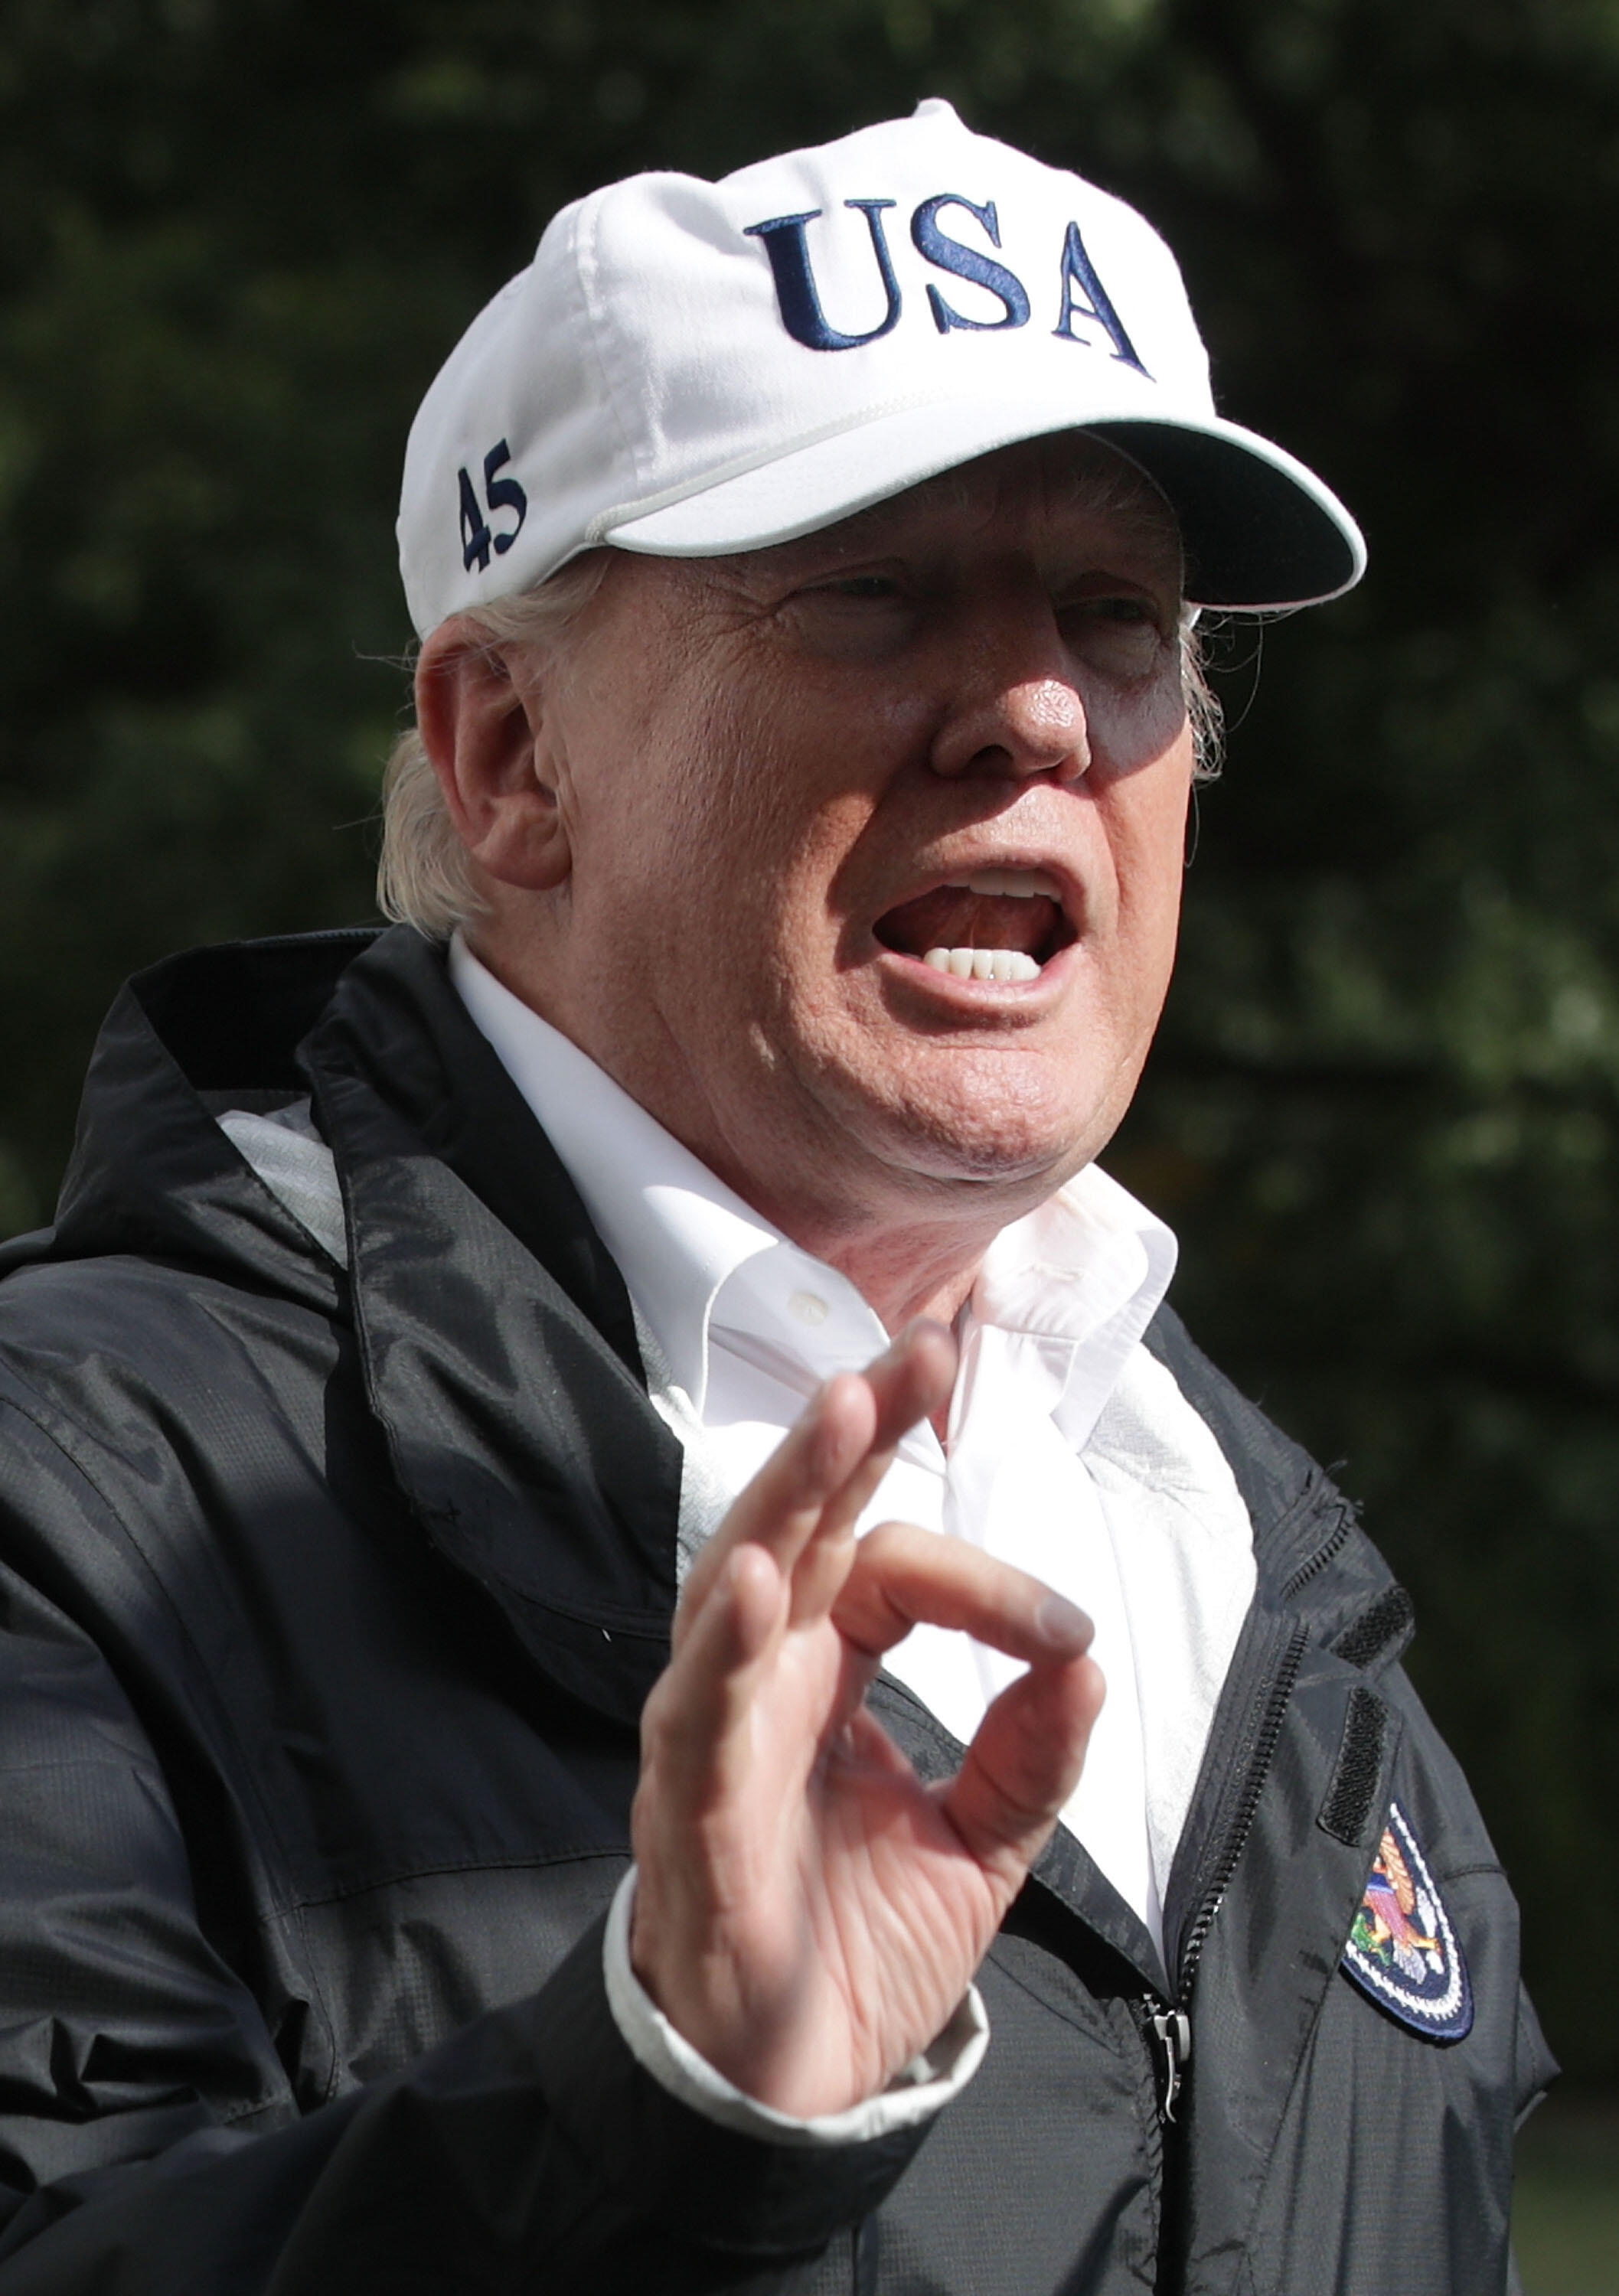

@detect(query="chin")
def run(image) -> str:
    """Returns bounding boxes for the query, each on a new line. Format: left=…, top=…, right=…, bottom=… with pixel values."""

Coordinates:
left=842, top=1059, right=1116, bottom=1195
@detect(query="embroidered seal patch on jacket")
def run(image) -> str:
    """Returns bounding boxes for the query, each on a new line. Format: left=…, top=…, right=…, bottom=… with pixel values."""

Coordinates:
left=1342, top=1801, right=1474, bottom=2041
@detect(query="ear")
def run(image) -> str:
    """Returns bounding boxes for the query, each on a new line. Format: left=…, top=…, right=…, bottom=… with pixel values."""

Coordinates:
left=414, top=620, right=571, bottom=892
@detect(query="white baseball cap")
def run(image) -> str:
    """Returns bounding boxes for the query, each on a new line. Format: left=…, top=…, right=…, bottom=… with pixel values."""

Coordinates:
left=399, top=99, right=1366, bottom=636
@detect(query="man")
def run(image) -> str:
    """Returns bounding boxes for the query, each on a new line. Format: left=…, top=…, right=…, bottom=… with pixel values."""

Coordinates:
left=0, top=101, right=1549, bottom=2291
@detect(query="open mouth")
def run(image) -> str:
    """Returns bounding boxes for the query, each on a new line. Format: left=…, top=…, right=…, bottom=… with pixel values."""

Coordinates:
left=874, top=867, right=1075, bottom=984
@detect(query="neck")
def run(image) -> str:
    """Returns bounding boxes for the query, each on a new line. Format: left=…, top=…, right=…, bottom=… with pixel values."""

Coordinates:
left=783, top=1213, right=1004, bottom=1453
left=770, top=1203, right=1003, bottom=1336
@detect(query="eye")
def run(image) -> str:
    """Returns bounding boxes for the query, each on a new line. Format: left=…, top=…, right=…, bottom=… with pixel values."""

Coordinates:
left=813, top=573, right=903, bottom=601
left=1073, top=593, right=1157, bottom=626
left=1059, top=589, right=1173, bottom=673
left=775, top=566, right=917, bottom=659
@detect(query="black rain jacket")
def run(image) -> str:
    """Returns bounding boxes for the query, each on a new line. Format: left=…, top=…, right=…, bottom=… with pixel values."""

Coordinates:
left=0, top=928, right=1554, bottom=2294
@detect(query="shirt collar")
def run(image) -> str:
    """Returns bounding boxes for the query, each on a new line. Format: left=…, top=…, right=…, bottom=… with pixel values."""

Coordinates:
left=976, top=1170, right=1178, bottom=1450
left=449, top=936, right=1177, bottom=1443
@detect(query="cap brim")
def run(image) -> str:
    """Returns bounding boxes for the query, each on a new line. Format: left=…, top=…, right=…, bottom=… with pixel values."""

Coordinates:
left=1085, top=418, right=1364, bottom=609
left=600, top=394, right=1364, bottom=612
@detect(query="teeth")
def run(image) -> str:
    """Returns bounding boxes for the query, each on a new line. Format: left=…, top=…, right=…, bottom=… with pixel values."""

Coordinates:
left=948, top=868, right=1063, bottom=900
left=922, top=947, right=1040, bottom=983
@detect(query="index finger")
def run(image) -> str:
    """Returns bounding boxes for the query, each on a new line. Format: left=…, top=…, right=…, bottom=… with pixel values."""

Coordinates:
left=674, top=1319, right=956, bottom=1649
left=832, top=1519, right=1095, bottom=1668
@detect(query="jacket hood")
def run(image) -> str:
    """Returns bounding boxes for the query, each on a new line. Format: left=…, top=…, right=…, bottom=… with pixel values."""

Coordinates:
left=0, top=929, right=377, bottom=1303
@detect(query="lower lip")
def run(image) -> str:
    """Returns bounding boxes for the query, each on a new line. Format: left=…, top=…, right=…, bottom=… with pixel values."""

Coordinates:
left=876, top=942, right=1077, bottom=1003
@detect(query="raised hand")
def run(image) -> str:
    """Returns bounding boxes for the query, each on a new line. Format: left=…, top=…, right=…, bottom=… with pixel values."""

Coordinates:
left=629, top=1318, right=1104, bottom=2119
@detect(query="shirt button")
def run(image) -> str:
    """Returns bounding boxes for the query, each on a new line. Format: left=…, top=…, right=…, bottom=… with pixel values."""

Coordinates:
left=788, top=1289, right=830, bottom=1326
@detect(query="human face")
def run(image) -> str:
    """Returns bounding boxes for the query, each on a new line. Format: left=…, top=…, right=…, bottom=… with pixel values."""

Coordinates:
left=512, top=436, right=1196, bottom=1267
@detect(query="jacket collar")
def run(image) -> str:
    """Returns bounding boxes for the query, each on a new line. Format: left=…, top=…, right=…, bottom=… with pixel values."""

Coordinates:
left=299, top=928, right=684, bottom=1726
left=1144, top=1304, right=1413, bottom=1668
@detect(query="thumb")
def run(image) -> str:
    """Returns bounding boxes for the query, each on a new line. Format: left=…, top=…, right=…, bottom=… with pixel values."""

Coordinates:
left=939, top=1650, right=1105, bottom=1892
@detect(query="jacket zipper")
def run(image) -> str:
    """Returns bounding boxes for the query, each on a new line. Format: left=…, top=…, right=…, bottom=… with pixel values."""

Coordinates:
left=1144, top=2002, right=1193, bottom=2122
left=1141, top=1619, right=1310, bottom=2122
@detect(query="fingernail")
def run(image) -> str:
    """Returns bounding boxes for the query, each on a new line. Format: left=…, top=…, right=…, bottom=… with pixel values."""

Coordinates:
left=1036, top=1593, right=1093, bottom=1653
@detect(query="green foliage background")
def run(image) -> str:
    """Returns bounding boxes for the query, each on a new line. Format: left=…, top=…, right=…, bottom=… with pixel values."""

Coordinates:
left=2, top=0, right=1615, bottom=2079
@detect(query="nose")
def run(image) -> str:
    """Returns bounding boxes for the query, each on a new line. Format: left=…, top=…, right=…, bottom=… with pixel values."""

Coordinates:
left=928, top=604, right=1091, bottom=784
